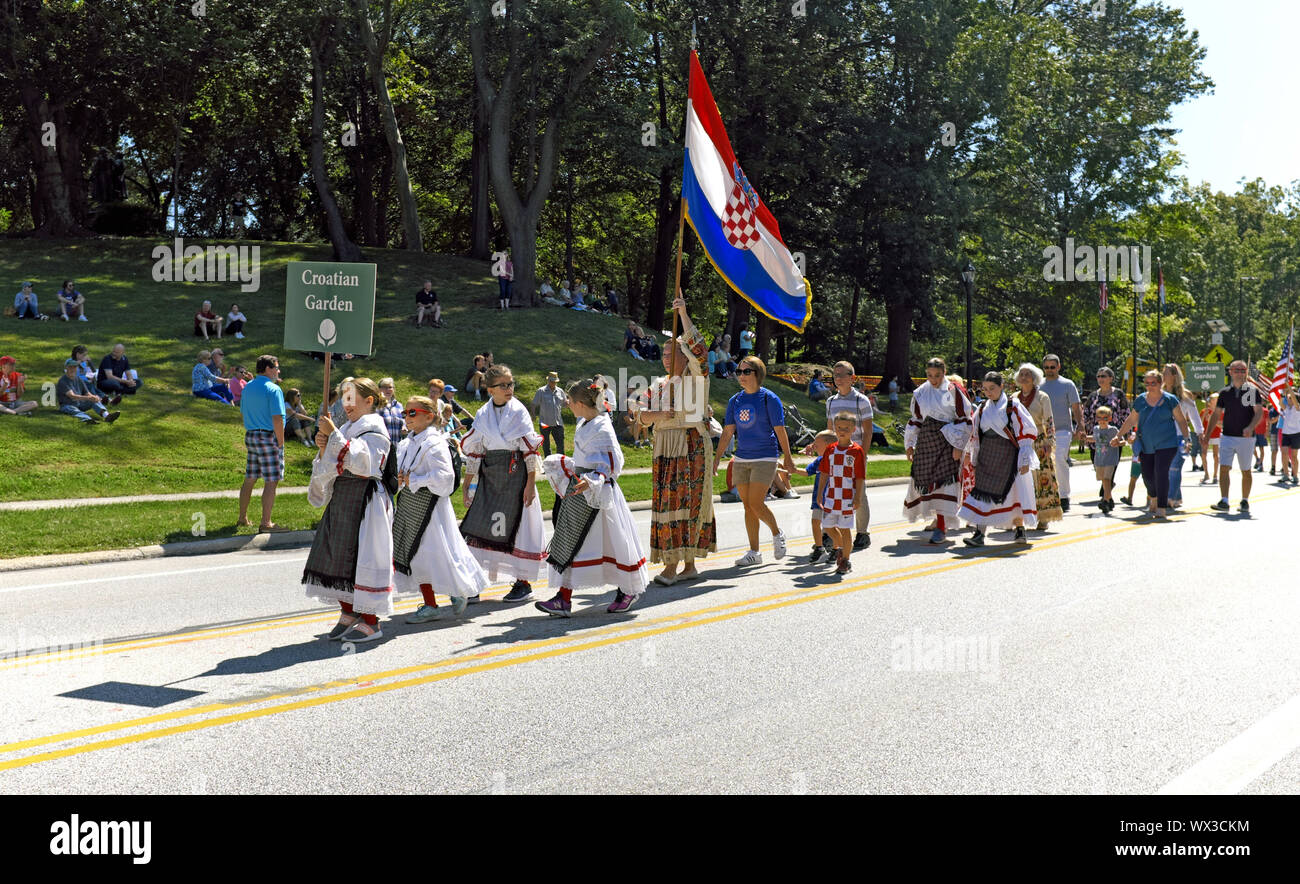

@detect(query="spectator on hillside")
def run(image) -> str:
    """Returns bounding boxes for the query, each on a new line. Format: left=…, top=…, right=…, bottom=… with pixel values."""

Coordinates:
left=605, top=283, right=620, bottom=314
left=225, top=303, right=247, bottom=339
left=378, top=377, right=406, bottom=446
left=427, top=377, right=471, bottom=436
left=70, top=344, right=114, bottom=406
left=195, top=300, right=222, bottom=339
left=497, top=251, right=513, bottom=310
left=97, top=343, right=140, bottom=398
left=569, top=280, right=587, bottom=309
left=541, top=280, right=566, bottom=306
left=807, top=369, right=830, bottom=402
left=284, top=387, right=314, bottom=445
left=229, top=365, right=253, bottom=404
left=57, top=280, right=88, bottom=322
left=59, top=359, right=118, bottom=422
left=192, top=349, right=234, bottom=404
left=414, top=281, right=442, bottom=328
left=709, top=335, right=737, bottom=379
left=888, top=376, right=900, bottom=411
left=0, top=355, right=37, bottom=415
left=559, top=280, right=572, bottom=303
left=12, top=282, right=43, bottom=320
left=208, top=347, right=227, bottom=375
left=464, top=354, right=488, bottom=400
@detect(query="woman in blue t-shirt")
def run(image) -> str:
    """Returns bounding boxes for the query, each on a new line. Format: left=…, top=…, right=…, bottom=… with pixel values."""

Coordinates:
left=1108, top=369, right=1190, bottom=519
left=712, top=356, right=798, bottom=567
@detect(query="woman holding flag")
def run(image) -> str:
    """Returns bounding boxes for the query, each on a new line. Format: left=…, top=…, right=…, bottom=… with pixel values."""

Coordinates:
left=632, top=297, right=716, bottom=585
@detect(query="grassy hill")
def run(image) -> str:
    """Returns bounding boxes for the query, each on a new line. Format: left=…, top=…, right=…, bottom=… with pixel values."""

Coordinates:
left=0, top=237, right=852, bottom=504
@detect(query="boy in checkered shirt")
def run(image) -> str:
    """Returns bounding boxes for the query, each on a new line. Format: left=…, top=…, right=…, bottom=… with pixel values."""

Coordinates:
left=819, top=413, right=867, bottom=574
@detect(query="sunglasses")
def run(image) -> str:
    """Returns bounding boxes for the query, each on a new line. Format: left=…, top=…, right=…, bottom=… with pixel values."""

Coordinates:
left=489, top=381, right=515, bottom=389
left=1144, top=381, right=1161, bottom=386
left=405, top=408, right=431, bottom=417
left=737, top=368, right=758, bottom=376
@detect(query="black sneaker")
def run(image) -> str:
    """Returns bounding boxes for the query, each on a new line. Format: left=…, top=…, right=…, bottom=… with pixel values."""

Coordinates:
left=1210, top=499, right=1230, bottom=511
left=503, top=581, right=532, bottom=602
left=1239, top=499, right=1250, bottom=513
left=963, top=531, right=985, bottom=547
left=1060, top=497, right=1070, bottom=512
left=1013, top=527, right=1027, bottom=543
left=1270, top=467, right=1276, bottom=475
left=853, top=532, right=870, bottom=551
left=822, top=533, right=835, bottom=551
left=1119, top=496, right=1132, bottom=506
left=467, top=594, right=480, bottom=604
left=808, top=545, right=825, bottom=564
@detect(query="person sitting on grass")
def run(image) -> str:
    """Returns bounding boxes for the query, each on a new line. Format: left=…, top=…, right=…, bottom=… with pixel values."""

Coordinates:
left=195, top=300, right=222, bottom=339
left=192, top=349, right=234, bottom=404
left=228, top=364, right=253, bottom=405
left=58, top=359, right=118, bottom=422
left=414, top=281, right=442, bottom=328
left=70, top=344, right=117, bottom=407
left=97, top=343, right=140, bottom=398
left=57, top=280, right=88, bottom=322
left=225, top=303, right=248, bottom=339
left=284, top=387, right=315, bottom=445
left=0, top=355, right=38, bottom=415
left=13, top=282, right=43, bottom=320
left=463, top=354, right=488, bottom=401
left=807, top=369, right=830, bottom=402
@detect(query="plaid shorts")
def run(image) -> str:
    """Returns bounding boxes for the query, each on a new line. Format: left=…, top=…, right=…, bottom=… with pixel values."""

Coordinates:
left=245, top=429, right=284, bottom=481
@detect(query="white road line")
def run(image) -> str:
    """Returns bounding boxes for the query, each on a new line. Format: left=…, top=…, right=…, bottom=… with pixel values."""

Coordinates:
left=0, top=555, right=308, bottom=594
left=1157, top=693, right=1300, bottom=794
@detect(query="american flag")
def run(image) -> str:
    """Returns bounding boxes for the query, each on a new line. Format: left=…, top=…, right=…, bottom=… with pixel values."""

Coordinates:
left=1272, top=323, right=1295, bottom=401
left=1099, top=280, right=1108, bottom=312
left=1247, top=365, right=1281, bottom=412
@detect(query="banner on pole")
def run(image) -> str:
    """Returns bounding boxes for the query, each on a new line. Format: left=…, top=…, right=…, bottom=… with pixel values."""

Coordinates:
left=1183, top=362, right=1226, bottom=392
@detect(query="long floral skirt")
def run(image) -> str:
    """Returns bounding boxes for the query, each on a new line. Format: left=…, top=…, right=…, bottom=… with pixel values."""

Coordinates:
left=649, top=426, right=717, bottom=565
left=1032, top=420, right=1063, bottom=526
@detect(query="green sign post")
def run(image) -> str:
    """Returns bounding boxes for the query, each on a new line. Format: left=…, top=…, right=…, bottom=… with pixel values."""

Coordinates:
left=284, top=261, right=377, bottom=420
left=1183, top=361, right=1225, bottom=393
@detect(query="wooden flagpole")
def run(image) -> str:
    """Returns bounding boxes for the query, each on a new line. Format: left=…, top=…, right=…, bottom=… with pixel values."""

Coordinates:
left=318, top=351, right=332, bottom=460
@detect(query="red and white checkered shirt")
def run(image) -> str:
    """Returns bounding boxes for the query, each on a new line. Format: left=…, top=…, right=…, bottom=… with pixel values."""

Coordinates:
left=818, top=441, right=865, bottom=514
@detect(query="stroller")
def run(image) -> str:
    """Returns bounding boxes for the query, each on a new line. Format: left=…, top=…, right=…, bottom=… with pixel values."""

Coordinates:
left=784, top=403, right=818, bottom=450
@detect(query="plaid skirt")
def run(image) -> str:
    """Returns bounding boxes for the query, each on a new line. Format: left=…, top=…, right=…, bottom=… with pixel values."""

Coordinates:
left=461, top=450, right=525, bottom=553
left=303, top=474, right=375, bottom=591
left=649, top=426, right=716, bottom=565
left=548, top=470, right=600, bottom=572
left=910, top=417, right=961, bottom=492
left=969, top=431, right=1018, bottom=504
left=244, top=429, right=284, bottom=481
left=392, top=487, right=439, bottom=576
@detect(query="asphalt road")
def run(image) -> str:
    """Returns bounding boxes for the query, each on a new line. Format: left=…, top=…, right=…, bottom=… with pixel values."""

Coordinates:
left=2, top=463, right=1298, bottom=794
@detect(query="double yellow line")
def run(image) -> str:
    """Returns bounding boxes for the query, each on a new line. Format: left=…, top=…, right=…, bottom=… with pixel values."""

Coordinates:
left=0, top=491, right=1289, bottom=773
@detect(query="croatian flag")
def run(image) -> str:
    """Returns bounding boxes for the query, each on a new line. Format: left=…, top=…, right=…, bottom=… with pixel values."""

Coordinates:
left=681, top=50, right=811, bottom=332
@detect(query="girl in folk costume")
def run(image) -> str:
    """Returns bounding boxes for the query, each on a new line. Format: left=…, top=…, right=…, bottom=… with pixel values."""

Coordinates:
left=394, top=396, right=490, bottom=624
left=1013, top=363, right=1064, bottom=529
left=304, top=377, right=395, bottom=643
left=459, top=364, right=548, bottom=602
left=631, top=297, right=716, bottom=585
left=903, top=358, right=973, bottom=545
left=957, top=371, right=1040, bottom=547
left=535, top=379, right=650, bottom=617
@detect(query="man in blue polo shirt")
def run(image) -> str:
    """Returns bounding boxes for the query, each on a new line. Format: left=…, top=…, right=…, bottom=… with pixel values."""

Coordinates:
left=237, top=355, right=287, bottom=531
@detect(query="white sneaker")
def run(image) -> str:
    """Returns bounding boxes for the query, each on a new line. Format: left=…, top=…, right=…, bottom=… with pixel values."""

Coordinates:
left=772, top=532, right=787, bottom=559
left=235, top=332, right=244, bottom=339
left=734, top=549, right=763, bottom=567
left=78, top=315, right=88, bottom=321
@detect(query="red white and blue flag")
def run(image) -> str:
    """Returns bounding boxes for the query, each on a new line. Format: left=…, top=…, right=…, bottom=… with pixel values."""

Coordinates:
left=1272, top=322, right=1295, bottom=401
left=681, top=50, right=811, bottom=332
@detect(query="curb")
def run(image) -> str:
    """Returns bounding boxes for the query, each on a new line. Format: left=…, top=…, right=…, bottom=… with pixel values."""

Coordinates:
left=0, top=478, right=912, bottom=574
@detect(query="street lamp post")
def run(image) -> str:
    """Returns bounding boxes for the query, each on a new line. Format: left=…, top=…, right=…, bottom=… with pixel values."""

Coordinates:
left=1237, top=276, right=1257, bottom=363
left=961, top=261, right=975, bottom=386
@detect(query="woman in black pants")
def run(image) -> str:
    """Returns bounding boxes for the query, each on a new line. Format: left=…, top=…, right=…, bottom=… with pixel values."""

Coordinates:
left=1108, top=370, right=1190, bottom=519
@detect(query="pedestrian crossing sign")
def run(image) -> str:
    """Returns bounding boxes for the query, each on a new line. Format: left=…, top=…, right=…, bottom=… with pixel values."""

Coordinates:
left=1203, top=345, right=1233, bottom=365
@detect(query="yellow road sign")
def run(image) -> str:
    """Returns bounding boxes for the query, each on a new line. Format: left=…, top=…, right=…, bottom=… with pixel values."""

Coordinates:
left=1204, top=345, right=1234, bottom=365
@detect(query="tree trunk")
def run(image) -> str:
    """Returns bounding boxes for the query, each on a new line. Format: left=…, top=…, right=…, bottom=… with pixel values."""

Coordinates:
left=883, top=301, right=914, bottom=392
left=756, top=314, right=772, bottom=363
left=563, top=170, right=574, bottom=285
left=467, top=76, right=491, bottom=259
left=354, top=0, right=422, bottom=251
left=847, top=280, right=862, bottom=356
left=17, top=83, right=89, bottom=237
left=310, top=26, right=363, bottom=263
